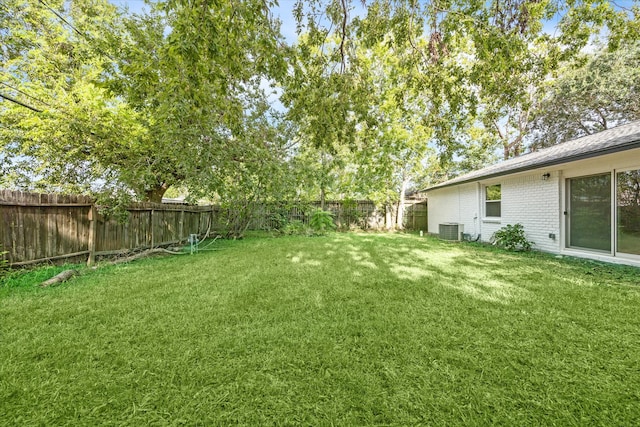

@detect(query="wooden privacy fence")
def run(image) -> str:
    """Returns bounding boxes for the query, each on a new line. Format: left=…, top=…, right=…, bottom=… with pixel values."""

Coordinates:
left=0, top=190, right=428, bottom=267
left=404, top=201, right=428, bottom=231
left=250, top=199, right=427, bottom=231
left=0, top=190, right=215, bottom=266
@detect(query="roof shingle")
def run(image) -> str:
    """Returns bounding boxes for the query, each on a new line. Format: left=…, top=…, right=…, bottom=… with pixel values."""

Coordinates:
left=426, top=120, right=640, bottom=191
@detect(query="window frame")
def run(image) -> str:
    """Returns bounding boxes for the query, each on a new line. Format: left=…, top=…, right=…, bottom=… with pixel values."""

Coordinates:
left=615, top=167, right=640, bottom=256
left=484, top=184, right=502, bottom=218
left=566, top=172, right=612, bottom=253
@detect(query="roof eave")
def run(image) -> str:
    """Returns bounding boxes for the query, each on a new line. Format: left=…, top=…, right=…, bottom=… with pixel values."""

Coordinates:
left=425, top=139, right=640, bottom=192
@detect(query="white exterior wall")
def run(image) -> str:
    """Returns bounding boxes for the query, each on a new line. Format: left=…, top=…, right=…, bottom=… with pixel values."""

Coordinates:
left=427, top=147, right=640, bottom=266
left=493, top=172, right=561, bottom=253
left=428, top=173, right=561, bottom=251
left=427, top=183, right=478, bottom=237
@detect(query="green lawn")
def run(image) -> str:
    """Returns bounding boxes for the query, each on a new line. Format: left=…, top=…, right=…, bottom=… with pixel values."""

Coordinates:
left=1, top=233, right=640, bottom=425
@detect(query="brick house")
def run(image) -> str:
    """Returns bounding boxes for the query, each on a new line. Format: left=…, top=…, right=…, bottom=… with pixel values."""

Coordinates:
left=424, top=121, right=640, bottom=266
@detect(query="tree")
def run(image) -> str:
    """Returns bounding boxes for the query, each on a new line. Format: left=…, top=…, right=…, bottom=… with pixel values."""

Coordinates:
left=530, top=41, right=640, bottom=149
left=360, top=0, right=640, bottom=162
left=1, top=0, right=288, bottom=202
left=349, top=35, right=435, bottom=228
left=0, top=0, right=143, bottom=195
left=283, top=0, right=386, bottom=208
left=103, top=0, right=290, bottom=202
left=442, top=0, right=563, bottom=160
left=3, top=0, right=638, bottom=205
left=462, top=0, right=640, bottom=159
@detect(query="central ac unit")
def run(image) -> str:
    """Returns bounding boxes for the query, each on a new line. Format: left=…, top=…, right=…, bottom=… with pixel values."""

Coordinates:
left=439, top=223, right=464, bottom=241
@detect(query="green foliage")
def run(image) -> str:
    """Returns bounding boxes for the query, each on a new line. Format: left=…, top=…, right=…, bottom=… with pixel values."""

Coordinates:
left=337, top=198, right=365, bottom=231
left=491, top=223, right=533, bottom=251
left=0, top=0, right=146, bottom=195
left=530, top=42, right=640, bottom=150
left=2, top=0, right=639, bottom=207
left=0, top=0, right=289, bottom=204
left=281, top=220, right=312, bottom=236
left=0, top=245, right=8, bottom=277
left=94, top=191, right=132, bottom=224
left=309, top=209, right=336, bottom=234
left=267, top=212, right=289, bottom=231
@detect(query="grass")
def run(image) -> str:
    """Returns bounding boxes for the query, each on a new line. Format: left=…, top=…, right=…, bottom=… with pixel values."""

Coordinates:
left=1, top=233, right=640, bottom=425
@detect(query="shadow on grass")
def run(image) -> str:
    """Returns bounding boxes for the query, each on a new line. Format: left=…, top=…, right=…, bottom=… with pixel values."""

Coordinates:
left=283, top=233, right=545, bottom=304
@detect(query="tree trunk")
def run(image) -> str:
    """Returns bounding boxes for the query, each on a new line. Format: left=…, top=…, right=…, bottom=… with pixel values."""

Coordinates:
left=320, top=151, right=327, bottom=210
left=385, top=203, right=393, bottom=230
left=144, top=182, right=170, bottom=203
left=40, top=269, right=78, bottom=287
left=396, top=175, right=407, bottom=230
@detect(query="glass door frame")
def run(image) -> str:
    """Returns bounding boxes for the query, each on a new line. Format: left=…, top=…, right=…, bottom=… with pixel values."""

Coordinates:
left=565, top=171, right=615, bottom=255
left=615, top=167, right=640, bottom=260
left=564, top=168, right=640, bottom=262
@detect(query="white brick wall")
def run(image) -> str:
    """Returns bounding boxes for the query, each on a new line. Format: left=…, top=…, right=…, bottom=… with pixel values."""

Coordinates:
left=426, top=148, right=640, bottom=266
left=427, top=183, right=479, bottom=238
left=428, top=172, right=561, bottom=252
left=497, top=172, right=561, bottom=252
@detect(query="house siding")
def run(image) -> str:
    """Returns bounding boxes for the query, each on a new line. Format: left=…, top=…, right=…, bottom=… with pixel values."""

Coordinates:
left=427, top=147, right=640, bottom=266
left=496, top=172, right=561, bottom=253
left=428, top=172, right=561, bottom=251
left=427, top=183, right=478, bottom=238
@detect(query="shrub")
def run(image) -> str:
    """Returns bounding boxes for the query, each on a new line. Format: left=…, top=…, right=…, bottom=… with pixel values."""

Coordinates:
left=338, top=198, right=364, bottom=231
left=281, top=220, right=311, bottom=236
left=309, top=209, right=336, bottom=235
left=266, top=212, right=289, bottom=231
left=491, top=223, right=532, bottom=251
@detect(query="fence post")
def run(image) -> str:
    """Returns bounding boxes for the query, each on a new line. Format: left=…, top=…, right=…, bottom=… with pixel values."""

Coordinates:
left=412, top=204, right=416, bottom=230
left=87, top=204, right=97, bottom=266
left=179, top=209, right=184, bottom=242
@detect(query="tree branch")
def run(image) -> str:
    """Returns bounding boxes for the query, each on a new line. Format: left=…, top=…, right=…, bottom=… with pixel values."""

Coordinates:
left=339, top=0, right=348, bottom=73
left=492, top=119, right=505, bottom=140
left=595, top=106, right=608, bottom=129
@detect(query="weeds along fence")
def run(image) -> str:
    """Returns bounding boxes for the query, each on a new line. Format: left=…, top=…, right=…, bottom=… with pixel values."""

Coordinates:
left=249, top=200, right=386, bottom=230
left=0, top=190, right=215, bottom=267
left=249, top=199, right=427, bottom=232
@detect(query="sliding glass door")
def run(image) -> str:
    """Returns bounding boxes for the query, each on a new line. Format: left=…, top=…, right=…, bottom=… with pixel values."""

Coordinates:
left=568, top=174, right=611, bottom=252
left=617, top=170, right=640, bottom=255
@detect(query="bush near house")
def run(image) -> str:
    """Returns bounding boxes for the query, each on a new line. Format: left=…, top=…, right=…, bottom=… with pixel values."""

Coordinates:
left=491, top=223, right=533, bottom=251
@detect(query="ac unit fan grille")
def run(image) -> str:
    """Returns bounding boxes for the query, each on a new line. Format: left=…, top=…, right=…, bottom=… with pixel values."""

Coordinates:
left=439, top=223, right=460, bottom=240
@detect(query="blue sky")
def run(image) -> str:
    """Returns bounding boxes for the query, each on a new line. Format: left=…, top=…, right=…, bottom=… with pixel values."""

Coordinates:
left=109, top=0, right=301, bottom=43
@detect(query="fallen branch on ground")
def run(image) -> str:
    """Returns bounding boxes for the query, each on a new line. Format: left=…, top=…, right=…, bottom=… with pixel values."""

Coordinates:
left=110, top=248, right=185, bottom=265
left=39, top=248, right=186, bottom=286
left=40, top=269, right=79, bottom=287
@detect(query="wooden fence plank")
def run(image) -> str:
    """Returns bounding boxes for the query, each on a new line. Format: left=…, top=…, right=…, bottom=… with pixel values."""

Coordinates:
left=1, top=190, right=412, bottom=266
left=87, top=205, right=97, bottom=266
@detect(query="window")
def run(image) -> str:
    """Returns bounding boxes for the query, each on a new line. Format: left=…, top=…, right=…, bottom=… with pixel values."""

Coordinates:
left=617, top=169, right=640, bottom=255
left=485, top=184, right=501, bottom=217
left=564, top=169, right=640, bottom=258
left=568, top=173, right=611, bottom=252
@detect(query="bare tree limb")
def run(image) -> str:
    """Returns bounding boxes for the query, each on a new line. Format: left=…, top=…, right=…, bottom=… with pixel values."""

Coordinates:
left=339, top=0, right=348, bottom=73
left=40, top=269, right=78, bottom=287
